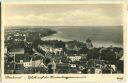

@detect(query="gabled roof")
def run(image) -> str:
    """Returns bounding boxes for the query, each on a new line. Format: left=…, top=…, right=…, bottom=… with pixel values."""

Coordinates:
left=65, top=40, right=85, bottom=51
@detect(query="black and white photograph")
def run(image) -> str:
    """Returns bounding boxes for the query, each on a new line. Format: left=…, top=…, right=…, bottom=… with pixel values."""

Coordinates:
left=3, top=3, right=124, bottom=74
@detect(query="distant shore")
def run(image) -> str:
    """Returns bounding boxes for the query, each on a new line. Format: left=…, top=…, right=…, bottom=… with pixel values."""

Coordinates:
left=41, top=29, right=123, bottom=48
left=5, top=26, right=123, bottom=48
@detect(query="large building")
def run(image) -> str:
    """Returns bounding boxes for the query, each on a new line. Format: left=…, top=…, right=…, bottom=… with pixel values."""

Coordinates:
left=38, top=44, right=63, bottom=54
left=15, top=53, right=46, bottom=69
left=67, top=54, right=82, bottom=62
left=86, top=38, right=93, bottom=49
left=15, top=54, right=32, bottom=68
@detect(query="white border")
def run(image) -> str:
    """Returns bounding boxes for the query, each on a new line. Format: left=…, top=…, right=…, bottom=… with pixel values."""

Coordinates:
left=1, top=1, right=127, bottom=83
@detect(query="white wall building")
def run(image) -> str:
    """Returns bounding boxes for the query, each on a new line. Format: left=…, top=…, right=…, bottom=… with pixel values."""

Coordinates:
left=23, top=62, right=32, bottom=68
left=110, top=65, right=116, bottom=71
left=38, top=45, right=62, bottom=54
left=70, top=64, right=76, bottom=68
left=19, top=59, right=46, bottom=68
left=68, top=56, right=81, bottom=62
left=19, top=60, right=32, bottom=68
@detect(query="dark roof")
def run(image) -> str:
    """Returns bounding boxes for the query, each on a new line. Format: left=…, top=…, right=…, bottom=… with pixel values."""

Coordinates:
left=70, top=61, right=79, bottom=64
left=66, top=53, right=82, bottom=56
left=65, top=40, right=85, bottom=50
left=15, top=54, right=31, bottom=62
left=32, top=55, right=44, bottom=61
left=65, top=50, right=78, bottom=54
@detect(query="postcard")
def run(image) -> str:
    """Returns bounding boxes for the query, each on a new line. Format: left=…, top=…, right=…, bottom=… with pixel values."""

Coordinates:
left=1, top=1, right=127, bottom=83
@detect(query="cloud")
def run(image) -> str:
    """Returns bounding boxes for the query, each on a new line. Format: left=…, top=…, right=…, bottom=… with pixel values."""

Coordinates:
left=4, top=4, right=123, bottom=26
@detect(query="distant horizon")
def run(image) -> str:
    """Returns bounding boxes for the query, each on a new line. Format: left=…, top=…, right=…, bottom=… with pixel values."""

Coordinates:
left=5, top=26, right=123, bottom=48
left=4, top=25, right=123, bottom=29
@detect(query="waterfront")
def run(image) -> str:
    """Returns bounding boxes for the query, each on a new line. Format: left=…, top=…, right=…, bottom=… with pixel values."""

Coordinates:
left=42, top=26, right=123, bottom=47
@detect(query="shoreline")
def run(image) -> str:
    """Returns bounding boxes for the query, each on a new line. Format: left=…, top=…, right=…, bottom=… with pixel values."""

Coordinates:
left=41, top=30, right=123, bottom=48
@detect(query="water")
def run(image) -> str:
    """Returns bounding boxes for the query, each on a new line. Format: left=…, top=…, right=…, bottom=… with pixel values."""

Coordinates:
left=41, top=26, right=123, bottom=48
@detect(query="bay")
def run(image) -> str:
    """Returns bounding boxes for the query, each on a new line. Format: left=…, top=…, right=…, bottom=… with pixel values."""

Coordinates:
left=41, top=26, right=123, bottom=48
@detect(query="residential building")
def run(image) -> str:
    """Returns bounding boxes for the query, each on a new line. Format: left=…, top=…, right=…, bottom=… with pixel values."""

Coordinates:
left=9, top=48, right=25, bottom=55
left=68, top=54, right=82, bottom=62
left=70, top=64, right=76, bottom=68
left=38, top=45, right=63, bottom=54
left=32, top=56, right=46, bottom=68
left=15, top=54, right=32, bottom=68
left=22, top=61, right=32, bottom=68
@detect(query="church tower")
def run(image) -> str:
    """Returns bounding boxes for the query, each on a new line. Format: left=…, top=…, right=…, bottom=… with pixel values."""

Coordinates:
left=86, top=38, right=93, bottom=49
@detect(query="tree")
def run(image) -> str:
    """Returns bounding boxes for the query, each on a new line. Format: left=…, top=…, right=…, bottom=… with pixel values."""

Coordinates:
left=87, top=48, right=100, bottom=60
left=101, top=48, right=116, bottom=63
left=116, top=60, right=123, bottom=73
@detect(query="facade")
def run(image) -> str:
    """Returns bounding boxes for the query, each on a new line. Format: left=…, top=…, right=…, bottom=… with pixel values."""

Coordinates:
left=22, top=61, right=32, bottom=68
left=70, top=64, right=76, bottom=68
left=15, top=54, right=46, bottom=68
left=68, top=55, right=81, bottom=62
left=38, top=45, right=62, bottom=54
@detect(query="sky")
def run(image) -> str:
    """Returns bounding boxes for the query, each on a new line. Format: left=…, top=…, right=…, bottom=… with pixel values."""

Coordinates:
left=3, top=3, right=124, bottom=26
